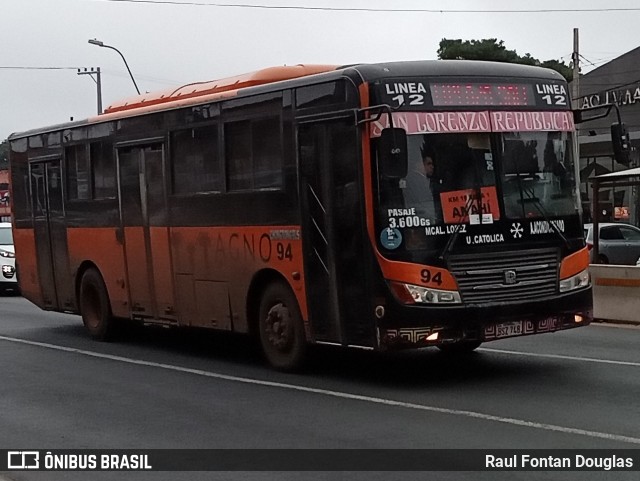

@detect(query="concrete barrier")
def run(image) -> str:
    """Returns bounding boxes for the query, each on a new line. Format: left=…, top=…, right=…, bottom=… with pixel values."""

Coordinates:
left=590, top=264, right=640, bottom=323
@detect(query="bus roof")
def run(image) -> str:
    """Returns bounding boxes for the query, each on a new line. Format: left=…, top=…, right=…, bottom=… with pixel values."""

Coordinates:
left=353, top=59, right=565, bottom=82
left=9, top=60, right=566, bottom=140
left=105, top=61, right=564, bottom=116
left=103, top=64, right=339, bottom=115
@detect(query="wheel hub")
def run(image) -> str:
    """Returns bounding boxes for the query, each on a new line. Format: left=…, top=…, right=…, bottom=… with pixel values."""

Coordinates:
left=265, top=303, right=292, bottom=350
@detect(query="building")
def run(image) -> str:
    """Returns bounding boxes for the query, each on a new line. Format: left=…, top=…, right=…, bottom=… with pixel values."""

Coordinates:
left=575, top=46, right=640, bottom=224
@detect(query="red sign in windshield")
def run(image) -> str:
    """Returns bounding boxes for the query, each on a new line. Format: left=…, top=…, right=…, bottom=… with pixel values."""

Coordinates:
left=440, top=186, right=501, bottom=224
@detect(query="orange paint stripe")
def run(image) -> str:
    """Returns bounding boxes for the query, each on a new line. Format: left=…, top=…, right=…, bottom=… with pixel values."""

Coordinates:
left=559, top=247, right=590, bottom=279
left=359, top=82, right=375, bottom=247
left=376, top=258, right=459, bottom=291
left=88, top=90, right=239, bottom=123
left=595, top=278, right=640, bottom=288
left=96, top=65, right=337, bottom=118
left=12, top=227, right=42, bottom=305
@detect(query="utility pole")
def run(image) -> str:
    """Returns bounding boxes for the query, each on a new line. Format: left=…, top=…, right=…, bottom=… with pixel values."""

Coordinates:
left=572, top=28, right=580, bottom=110
left=571, top=28, right=585, bottom=221
left=77, top=67, right=103, bottom=114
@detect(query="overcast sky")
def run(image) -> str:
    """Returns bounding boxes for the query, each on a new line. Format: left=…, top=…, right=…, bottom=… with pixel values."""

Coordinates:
left=2, top=0, right=640, bottom=141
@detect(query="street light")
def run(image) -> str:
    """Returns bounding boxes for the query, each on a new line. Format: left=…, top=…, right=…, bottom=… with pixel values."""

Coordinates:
left=88, top=38, right=140, bottom=95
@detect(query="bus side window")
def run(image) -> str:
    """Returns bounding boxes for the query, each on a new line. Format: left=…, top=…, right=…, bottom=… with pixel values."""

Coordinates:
left=296, top=81, right=346, bottom=110
left=171, top=125, right=220, bottom=194
left=253, top=117, right=283, bottom=189
left=90, top=141, right=116, bottom=199
left=65, top=144, right=90, bottom=200
left=225, top=121, right=252, bottom=191
left=225, top=117, right=283, bottom=192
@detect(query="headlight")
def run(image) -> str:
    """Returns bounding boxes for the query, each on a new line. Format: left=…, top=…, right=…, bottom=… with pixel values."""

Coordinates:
left=0, top=249, right=14, bottom=258
left=390, top=281, right=462, bottom=304
left=559, top=268, right=590, bottom=293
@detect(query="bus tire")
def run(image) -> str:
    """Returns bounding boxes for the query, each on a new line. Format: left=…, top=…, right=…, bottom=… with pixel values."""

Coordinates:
left=258, top=281, right=307, bottom=371
left=79, top=268, right=115, bottom=341
left=437, top=340, right=482, bottom=354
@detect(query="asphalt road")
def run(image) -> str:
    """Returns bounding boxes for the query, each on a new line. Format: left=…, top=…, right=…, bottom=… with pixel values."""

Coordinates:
left=1, top=295, right=639, bottom=480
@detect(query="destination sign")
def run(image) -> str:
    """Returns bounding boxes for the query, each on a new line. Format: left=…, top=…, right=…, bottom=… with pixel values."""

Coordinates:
left=430, top=83, right=534, bottom=106
left=377, top=79, right=570, bottom=109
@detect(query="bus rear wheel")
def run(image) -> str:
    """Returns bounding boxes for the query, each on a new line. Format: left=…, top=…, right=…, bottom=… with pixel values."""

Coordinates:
left=79, top=268, right=115, bottom=341
left=437, top=340, right=482, bottom=354
left=258, top=281, right=307, bottom=371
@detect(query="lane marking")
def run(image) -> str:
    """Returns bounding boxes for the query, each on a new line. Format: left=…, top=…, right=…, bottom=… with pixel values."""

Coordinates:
left=480, top=347, right=640, bottom=367
left=2, top=334, right=640, bottom=445
left=592, top=322, right=640, bottom=330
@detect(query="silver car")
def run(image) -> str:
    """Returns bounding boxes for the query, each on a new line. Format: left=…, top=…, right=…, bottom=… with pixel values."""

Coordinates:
left=584, top=222, right=640, bottom=265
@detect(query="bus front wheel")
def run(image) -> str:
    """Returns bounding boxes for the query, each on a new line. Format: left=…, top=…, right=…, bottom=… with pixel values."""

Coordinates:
left=79, top=268, right=115, bottom=341
left=258, top=281, right=307, bottom=371
left=437, top=340, right=482, bottom=354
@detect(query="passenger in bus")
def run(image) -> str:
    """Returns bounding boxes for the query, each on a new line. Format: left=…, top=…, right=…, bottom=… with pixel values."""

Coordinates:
left=402, top=143, right=442, bottom=223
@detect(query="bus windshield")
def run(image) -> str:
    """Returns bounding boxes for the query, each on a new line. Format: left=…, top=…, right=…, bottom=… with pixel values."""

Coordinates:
left=376, top=129, right=579, bottom=251
left=501, top=131, right=578, bottom=219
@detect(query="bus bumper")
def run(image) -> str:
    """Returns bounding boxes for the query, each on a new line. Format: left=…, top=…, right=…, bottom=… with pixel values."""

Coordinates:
left=377, top=286, right=592, bottom=349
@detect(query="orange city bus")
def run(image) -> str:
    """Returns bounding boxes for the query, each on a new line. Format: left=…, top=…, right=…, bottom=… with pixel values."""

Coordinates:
left=9, top=60, right=593, bottom=370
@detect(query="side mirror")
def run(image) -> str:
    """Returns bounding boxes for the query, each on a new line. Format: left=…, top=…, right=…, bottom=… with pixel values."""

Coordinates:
left=378, top=128, right=408, bottom=179
left=611, top=122, right=630, bottom=165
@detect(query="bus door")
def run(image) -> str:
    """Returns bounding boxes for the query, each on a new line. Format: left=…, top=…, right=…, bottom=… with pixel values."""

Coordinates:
left=297, top=117, right=372, bottom=346
left=29, top=158, right=74, bottom=309
left=117, top=142, right=175, bottom=321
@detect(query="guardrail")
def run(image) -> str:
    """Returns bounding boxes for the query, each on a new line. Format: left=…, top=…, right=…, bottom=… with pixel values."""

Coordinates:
left=590, top=264, right=640, bottom=323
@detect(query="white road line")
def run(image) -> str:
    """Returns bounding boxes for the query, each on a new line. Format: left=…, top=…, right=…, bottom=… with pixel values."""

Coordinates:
left=592, top=322, right=640, bottom=330
left=2, top=335, right=640, bottom=445
left=480, top=347, right=640, bottom=367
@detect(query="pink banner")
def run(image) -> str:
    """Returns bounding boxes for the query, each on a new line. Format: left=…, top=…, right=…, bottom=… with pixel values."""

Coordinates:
left=370, top=110, right=574, bottom=137
left=370, top=111, right=490, bottom=137
left=490, top=111, right=574, bottom=132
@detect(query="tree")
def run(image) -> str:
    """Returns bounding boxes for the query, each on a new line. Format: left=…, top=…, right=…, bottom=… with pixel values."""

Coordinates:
left=437, top=38, right=573, bottom=81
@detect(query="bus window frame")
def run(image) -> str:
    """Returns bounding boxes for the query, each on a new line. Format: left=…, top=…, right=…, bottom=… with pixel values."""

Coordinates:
left=64, top=142, right=91, bottom=202
left=89, top=140, right=117, bottom=201
left=168, top=120, right=223, bottom=197
left=221, top=93, right=287, bottom=194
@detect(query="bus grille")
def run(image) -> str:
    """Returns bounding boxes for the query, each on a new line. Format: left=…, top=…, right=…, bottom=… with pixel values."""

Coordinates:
left=447, top=248, right=559, bottom=304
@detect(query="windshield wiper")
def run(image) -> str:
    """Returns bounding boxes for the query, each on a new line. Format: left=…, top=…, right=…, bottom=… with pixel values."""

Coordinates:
left=508, top=150, right=570, bottom=250
left=521, top=186, right=571, bottom=249
left=439, top=153, right=487, bottom=260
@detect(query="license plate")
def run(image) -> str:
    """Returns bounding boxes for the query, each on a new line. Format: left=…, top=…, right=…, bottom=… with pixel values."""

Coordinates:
left=493, top=321, right=523, bottom=339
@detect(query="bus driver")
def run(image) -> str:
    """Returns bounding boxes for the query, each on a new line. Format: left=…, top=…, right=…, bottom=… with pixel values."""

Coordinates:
left=403, top=142, right=441, bottom=224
